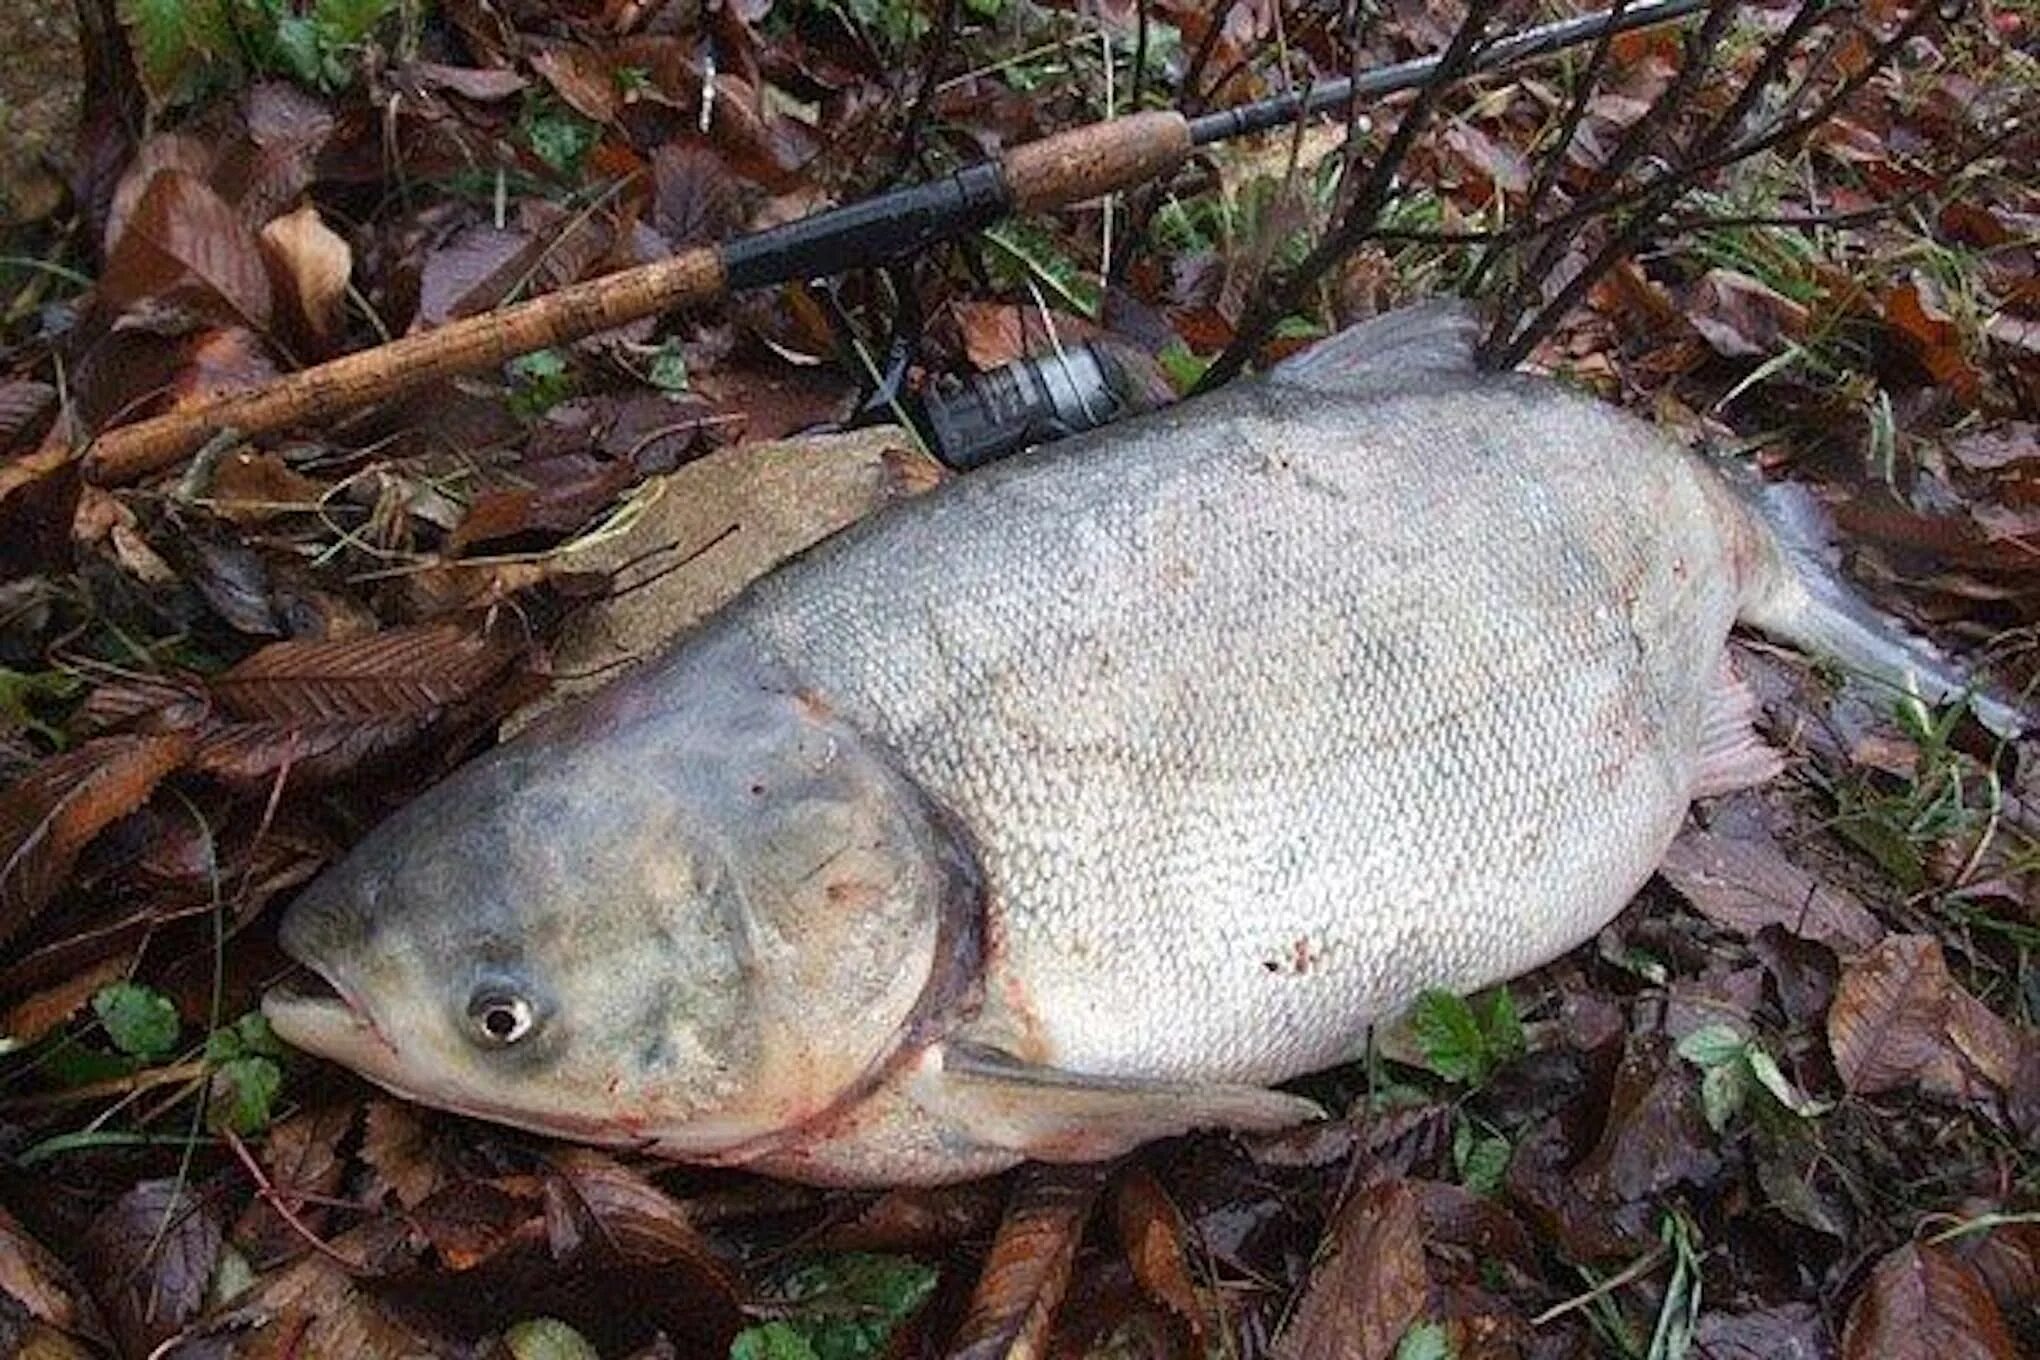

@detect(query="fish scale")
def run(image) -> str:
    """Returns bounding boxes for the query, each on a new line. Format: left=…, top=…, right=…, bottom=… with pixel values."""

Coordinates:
left=265, top=304, right=2019, bottom=1185
left=731, top=374, right=1737, bottom=1084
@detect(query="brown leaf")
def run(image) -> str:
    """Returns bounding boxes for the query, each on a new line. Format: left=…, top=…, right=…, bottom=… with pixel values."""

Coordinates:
left=259, top=204, right=353, bottom=349
left=949, top=1164, right=1108, bottom=1360
left=397, top=61, right=530, bottom=100
left=0, top=1203, right=113, bottom=1351
left=0, top=951, right=130, bottom=1048
left=651, top=142, right=742, bottom=250
left=1686, top=268, right=1809, bottom=358
left=189, top=713, right=437, bottom=786
left=169, top=325, right=282, bottom=411
left=1841, top=1243, right=2018, bottom=1360
left=0, top=380, right=57, bottom=452
left=100, top=170, right=273, bottom=331
left=233, top=1104, right=361, bottom=1266
left=415, top=1178, right=543, bottom=1271
left=812, top=1182, right=1005, bottom=1252
left=0, top=733, right=194, bottom=945
left=1956, top=1221, right=2040, bottom=1321
left=1114, top=1167, right=1203, bottom=1334
left=360, top=1099, right=453, bottom=1209
left=1828, top=935, right=2023, bottom=1102
left=531, top=44, right=620, bottom=124
left=413, top=223, right=538, bottom=328
left=1275, top=1179, right=1431, bottom=1360
left=1660, top=827, right=1885, bottom=950
left=204, top=450, right=328, bottom=523
left=81, top=1179, right=225, bottom=1356
left=209, top=621, right=523, bottom=724
left=200, top=1216, right=422, bottom=1359
left=1886, top=278, right=1980, bottom=400
left=541, top=1149, right=736, bottom=1294
left=103, top=133, right=214, bottom=259
left=226, top=82, right=338, bottom=227
left=447, top=456, right=637, bottom=556
left=1693, top=1303, right=1832, bottom=1358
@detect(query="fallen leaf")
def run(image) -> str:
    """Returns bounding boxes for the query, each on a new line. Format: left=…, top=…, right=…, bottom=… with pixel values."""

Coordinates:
left=1274, top=1179, right=1430, bottom=1360
left=203, top=450, right=328, bottom=523
left=948, top=1164, right=1108, bottom=1360
left=1114, top=1167, right=1203, bottom=1334
left=651, top=142, right=742, bottom=249
left=1660, top=827, right=1885, bottom=950
left=228, top=81, right=338, bottom=227
left=446, top=456, right=638, bottom=556
left=1828, top=934, right=2024, bottom=1102
left=0, top=380, right=57, bottom=452
left=232, top=1103, right=361, bottom=1266
left=102, top=134, right=214, bottom=259
left=1840, top=1243, right=2018, bottom=1360
left=1686, top=268, right=1809, bottom=358
left=81, top=1178, right=225, bottom=1357
left=541, top=1149, right=736, bottom=1288
left=360, top=1100, right=453, bottom=1209
left=100, top=170, right=274, bottom=331
left=1885, top=277, right=1980, bottom=399
left=168, top=325, right=282, bottom=411
left=209, top=621, right=523, bottom=723
left=531, top=44, right=620, bottom=124
left=812, top=1182, right=1005, bottom=1252
left=415, top=1178, right=543, bottom=1271
left=397, top=61, right=530, bottom=100
left=0, top=950, right=130, bottom=1048
left=200, top=1216, right=422, bottom=1359
left=0, top=733, right=194, bottom=945
left=0, top=1203, right=113, bottom=1352
left=1692, top=1302, right=1832, bottom=1358
left=259, top=204, right=353, bottom=349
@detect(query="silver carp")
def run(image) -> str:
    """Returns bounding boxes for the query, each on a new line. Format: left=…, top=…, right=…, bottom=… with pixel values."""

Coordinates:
left=263, top=304, right=2017, bottom=1185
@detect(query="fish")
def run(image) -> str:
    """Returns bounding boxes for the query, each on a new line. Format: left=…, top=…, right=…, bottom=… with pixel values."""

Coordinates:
left=263, top=303, right=2021, bottom=1186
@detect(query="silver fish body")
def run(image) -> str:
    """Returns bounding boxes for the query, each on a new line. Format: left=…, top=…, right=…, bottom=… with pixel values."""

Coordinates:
left=264, top=305, right=2000, bottom=1184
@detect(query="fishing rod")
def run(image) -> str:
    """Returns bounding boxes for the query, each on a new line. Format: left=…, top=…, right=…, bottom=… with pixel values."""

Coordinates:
left=80, top=0, right=1708, bottom=486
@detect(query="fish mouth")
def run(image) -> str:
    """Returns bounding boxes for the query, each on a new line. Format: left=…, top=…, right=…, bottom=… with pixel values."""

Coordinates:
left=261, top=960, right=398, bottom=1061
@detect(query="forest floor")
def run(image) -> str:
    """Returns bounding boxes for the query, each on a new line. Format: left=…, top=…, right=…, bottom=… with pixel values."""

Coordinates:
left=0, top=1, right=2037, bottom=1358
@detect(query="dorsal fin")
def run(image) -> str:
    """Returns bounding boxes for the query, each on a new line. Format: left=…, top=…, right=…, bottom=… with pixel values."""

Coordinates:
left=1267, top=299, right=1482, bottom=398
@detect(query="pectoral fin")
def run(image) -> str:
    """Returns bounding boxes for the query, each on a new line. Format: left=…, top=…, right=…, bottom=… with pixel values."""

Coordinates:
left=916, top=1043, right=1325, bottom=1163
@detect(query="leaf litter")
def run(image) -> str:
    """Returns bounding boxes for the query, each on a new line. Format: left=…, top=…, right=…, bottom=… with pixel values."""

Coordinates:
left=1, top=0, right=2037, bottom=1355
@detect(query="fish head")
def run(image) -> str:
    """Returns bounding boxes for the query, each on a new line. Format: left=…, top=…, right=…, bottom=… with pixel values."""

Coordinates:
left=264, top=644, right=980, bottom=1159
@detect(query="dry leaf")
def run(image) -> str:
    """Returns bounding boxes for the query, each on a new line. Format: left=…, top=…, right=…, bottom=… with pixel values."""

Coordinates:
left=1828, top=935, right=2024, bottom=1102
left=100, top=170, right=273, bottom=331
left=0, top=733, right=194, bottom=945
left=541, top=1149, right=736, bottom=1291
left=948, top=1165, right=1108, bottom=1360
left=1274, top=1179, right=1431, bottom=1360
left=1660, top=827, right=1885, bottom=950
left=1840, top=1243, right=2018, bottom=1360
left=209, top=621, right=523, bottom=723
left=1114, top=1167, right=1203, bottom=1334
left=81, top=1179, right=225, bottom=1357
left=259, top=204, right=353, bottom=348
left=204, top=450, right=328, bottom=523
left=361, top=1100, right=453, bottom=1209
left=0, top=1203, right=113, bottom=1352
left=1686, top=268, right=1809, bottom=358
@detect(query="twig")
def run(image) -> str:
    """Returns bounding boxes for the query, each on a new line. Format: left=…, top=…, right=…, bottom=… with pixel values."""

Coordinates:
left=0, top=1060, right=210, bottom=1114
left=222, top=1127, right=368, bottom=1272
left=1191, top=0, right=1510, bottom=395
left=1532, top=1245, right=1670, bottom=1326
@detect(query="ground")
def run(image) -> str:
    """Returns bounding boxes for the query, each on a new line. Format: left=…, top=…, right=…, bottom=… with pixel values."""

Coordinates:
left=0, top=1, right=2036, bottom=1358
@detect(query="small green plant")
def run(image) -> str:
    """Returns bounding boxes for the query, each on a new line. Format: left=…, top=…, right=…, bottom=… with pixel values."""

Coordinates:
left=1396, top=1320, right=1455, bottom=1360
left=507, top=349, right=576, bottom=417
left=1675, top=1023, right=1831, bottom=1133
left=728, top=1254, right=937, bottom=1360
left=121, top=0, right=406, bottom=104
left=205, top=1011, right=285, bottom=1134
left=1828, top=688, right=1993, bottom=893
left=1406, top=985, right=1524, bottom=1086
left=519, top=94, right=602, bottom=178
left=1451, top=1115, right=1511, bottom=1196
left=94, top=981, right=181, bottom=1060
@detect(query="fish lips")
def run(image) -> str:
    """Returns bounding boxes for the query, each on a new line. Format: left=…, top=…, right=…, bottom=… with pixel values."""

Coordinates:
left=262, top=900, right=399, bottom=1066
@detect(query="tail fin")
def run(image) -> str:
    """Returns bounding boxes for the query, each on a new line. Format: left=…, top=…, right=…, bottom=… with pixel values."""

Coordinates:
left=1729, top=474, right=2028, bottom=742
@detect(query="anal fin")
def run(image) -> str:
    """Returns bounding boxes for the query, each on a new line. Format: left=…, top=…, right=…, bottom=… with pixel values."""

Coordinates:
left=1694, top=654, right=1786, bottom=797
left=917, top=1043, right=1323, bottom=1164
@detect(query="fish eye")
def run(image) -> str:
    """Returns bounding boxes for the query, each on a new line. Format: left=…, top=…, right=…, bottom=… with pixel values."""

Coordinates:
left=467, top=991, right=536, bottom=1047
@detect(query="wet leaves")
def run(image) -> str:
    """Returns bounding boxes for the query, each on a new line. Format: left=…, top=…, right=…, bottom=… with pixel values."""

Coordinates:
left=0, top=733, right=194, bottom=944
left=1828, top=934, right=2027, bottom=1104
left=1841, top=1242, right=2020, bottom=1360
left=100, top=170, right=273, bottom=332
left=1274, top=1180, right=1428, bottom=1360
left=81, top=1178, right=225, bottom=1356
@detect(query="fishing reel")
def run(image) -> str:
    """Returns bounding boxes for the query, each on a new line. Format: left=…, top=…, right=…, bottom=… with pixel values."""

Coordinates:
left=813, top=266, right=1150, bottom=472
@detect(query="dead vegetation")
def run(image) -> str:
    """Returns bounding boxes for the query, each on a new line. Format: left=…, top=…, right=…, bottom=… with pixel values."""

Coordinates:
left=0, top=0, right=2037, bottom=1356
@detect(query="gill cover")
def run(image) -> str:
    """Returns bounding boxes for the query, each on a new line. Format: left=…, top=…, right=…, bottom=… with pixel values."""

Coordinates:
left=265, top=622, right=983, bottom=1158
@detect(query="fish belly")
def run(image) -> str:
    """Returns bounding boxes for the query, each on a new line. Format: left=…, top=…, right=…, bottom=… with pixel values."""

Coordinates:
left=733, top=377, right=1742, bottom=1084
